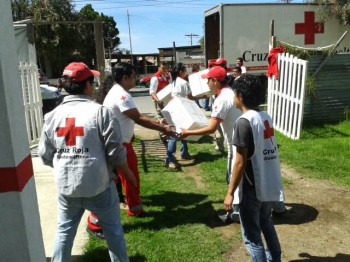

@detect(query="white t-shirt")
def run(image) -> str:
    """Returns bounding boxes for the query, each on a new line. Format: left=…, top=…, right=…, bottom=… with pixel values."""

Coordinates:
left=211, top=87, right=242, bottom=144
left=241, top=65, right=247, bottom=74
left=149, top=76, right=159, bottom=95
left=171, top=77, right=191, bottom=98
left=103, top=83, right=136, bottom=143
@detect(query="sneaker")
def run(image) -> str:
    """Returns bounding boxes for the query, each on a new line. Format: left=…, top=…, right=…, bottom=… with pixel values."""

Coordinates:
left=180, top=155, right=192, bottom=160
left=272, top=206, right=293, bottom=218
left=126, top=211, right=149, bottom=218
left=214, top=145, right=225, bottom=153
left=86, top=227, right=105, bottom=240
left=218, top=212, right=240, bottom=224
left=167, top=162, right=177, bottom=169
left=119, top=202, right=129, bottom=210
left=135, top=212, right=149, bottom=218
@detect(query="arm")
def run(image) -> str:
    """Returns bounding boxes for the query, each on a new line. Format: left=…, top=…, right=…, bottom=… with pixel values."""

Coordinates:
left=149, top=77, right=164, bottom=108
left=38, top=124, right=56, bottom=168
left=98, top=107, right=137, bottom=186
left=223, top=146, right=247, bottom=211
left=180, top=118, right=221, bottom=139
left=124, top=108, right=176, bottom=137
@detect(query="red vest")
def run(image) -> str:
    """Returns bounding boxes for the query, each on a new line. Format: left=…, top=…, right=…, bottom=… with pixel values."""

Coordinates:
left=154, top=72, right=171, bottom=93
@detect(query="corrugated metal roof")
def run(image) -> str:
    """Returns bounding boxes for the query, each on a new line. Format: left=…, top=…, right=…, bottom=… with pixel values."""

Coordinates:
left=303, top=54, right=350, bottom=124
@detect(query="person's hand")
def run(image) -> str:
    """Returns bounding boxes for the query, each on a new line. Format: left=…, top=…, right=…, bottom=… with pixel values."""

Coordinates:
left=180, top=128, right=189, bottom=139
left=158, top=118, right=168, bottom=125
left=223, top=193, right=234, bottom=212
left=117, top=165, right=137, bottom=187
left=162, top=125, right=178, bottom=138
left=157, top=100, right=164, bottom=109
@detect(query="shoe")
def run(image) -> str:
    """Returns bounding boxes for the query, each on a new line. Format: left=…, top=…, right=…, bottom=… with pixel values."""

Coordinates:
left=218, top=212, right=240, bottom=224
left=135, top=212, right=149, bottom=218
left=86, top=227, right=105, bottom=240
left=180, top=155, right=192, bottom=160
left=214, top=145, right=225, bottom=153
left=120, top=202, right=129, bottom=210
left=167, top=162, right=177, bottom=169
left=272, top=206, right=293, bottom=218
left=126, top=211, right=149, bottom=218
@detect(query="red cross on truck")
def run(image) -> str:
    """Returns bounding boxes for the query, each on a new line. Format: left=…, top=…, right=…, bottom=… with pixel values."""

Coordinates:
left=204, top=3, right=350, bottom=75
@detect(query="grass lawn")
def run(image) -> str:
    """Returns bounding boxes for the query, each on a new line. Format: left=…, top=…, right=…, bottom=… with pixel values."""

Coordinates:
left=81, top=120, right=350, bottom=261
left=81, top=136, right=239, bottom=262
left=276, top=120, right=350, bottom=187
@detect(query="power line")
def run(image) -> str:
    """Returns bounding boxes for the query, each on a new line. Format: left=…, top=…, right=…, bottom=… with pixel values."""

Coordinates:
left=185, top=33, right=199, bottom=46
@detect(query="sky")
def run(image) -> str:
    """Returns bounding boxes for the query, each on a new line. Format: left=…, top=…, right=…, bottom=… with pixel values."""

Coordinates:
left=72, top=0, right=303, bottom=54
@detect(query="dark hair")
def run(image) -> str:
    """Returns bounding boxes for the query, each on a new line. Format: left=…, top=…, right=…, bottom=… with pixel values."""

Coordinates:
left=171, top=62, right=186, bottom=83
left=237, top=57, right=244, bottom=64
left=232, top=74, right=262, bottom=109
left=61, top=76, right=94, bottom=95
left=95, top=75, right=114, bottom=104
left=233, top=66, right=242, bottom=73
left=112, top=62, right=136, bottom=84
left=192, top=64, right=200, bottom=73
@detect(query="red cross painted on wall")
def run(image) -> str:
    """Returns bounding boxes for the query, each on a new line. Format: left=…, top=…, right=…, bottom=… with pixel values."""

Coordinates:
left=295, top=11, right=324, bottom=45
left=56, top=118, right=84, bottom=146
left=263, top=120, right=274, bottom=144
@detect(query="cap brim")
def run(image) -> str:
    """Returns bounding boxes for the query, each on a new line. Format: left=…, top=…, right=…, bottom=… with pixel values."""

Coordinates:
left=91, top=70, right=100, bottom=77
left=201, top=73, right=210, bottom=79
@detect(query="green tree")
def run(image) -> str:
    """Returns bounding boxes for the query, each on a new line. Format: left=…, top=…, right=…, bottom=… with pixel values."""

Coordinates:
left=11, top=0, right=33, bottom=21
left=307, top=0, right=350, bottom=25
left=31, top=0, right=79, bottom=74
left=11, top=1, right=121, bottom=76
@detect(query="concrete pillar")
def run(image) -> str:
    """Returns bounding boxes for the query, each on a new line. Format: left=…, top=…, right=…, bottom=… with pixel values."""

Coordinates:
left=0, top=2, right=46, bottom=261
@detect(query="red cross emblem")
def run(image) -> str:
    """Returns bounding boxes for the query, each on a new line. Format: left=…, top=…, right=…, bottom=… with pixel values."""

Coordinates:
left=121, top=95, right=126, bottom=101
left=56, top=118, right=84, bottom=146
left=263, top=120, right=274, bottom=144
left=295, top=11, right=324, bottom=45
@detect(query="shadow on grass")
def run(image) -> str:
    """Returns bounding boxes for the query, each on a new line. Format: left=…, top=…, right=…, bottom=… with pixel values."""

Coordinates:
left=301, top=124, right=350, bottom=139
left=289, top=252, right=350, bottom=262
left=123, top=191, right=224, bottom=232
left=76, top=250, right=147, bottom=262
left=135, top=138, right=225, bottom=171
left=272, top=203, right=318, bottom=225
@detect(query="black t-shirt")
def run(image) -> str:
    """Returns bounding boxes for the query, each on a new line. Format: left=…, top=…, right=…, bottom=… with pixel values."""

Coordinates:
left=232, top=118, right=255, bottom=191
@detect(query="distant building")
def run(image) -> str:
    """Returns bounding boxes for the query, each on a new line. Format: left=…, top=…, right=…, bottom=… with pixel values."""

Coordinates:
left=108, top=45, right=205, bottom=75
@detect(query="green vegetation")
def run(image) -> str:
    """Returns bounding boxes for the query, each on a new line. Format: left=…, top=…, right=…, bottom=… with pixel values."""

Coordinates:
left=82, top=137, right=238, bottom=262
left=82, top=121, right=350, bottom=261
left=276, top=120, right=350, bottom=187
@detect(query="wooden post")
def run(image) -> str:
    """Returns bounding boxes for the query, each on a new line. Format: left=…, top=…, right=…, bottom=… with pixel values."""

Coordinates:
left=94, top=22, right=105, bottom=84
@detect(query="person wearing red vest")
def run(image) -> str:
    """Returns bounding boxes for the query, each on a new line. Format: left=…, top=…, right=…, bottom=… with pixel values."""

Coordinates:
left=149, top=62, right=171, bottom=117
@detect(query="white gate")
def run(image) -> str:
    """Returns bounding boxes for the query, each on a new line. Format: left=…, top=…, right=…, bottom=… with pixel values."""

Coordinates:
left=267, top=53, right=308, bottom=140
left=19, top=62, right=43, bottom=147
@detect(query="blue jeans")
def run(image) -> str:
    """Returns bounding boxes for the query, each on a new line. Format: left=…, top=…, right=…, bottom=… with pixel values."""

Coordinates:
left=52, top=182, right=129, bottom=262
left=165, top=138, right=188, bottom=164
left=240, top=189, right=281, bottom=262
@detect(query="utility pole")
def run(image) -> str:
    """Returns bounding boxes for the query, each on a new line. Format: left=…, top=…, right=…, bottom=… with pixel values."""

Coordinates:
left=185, top=33, right=199, bottom=46
left=127, top=10, right=133, bottom=65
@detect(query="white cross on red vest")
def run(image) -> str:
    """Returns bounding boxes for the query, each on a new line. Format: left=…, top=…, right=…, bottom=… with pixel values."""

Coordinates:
left=56, top=118, right=84, bottom=146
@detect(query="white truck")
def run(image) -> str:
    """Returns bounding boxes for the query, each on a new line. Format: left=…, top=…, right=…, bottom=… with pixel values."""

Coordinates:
left=204, top=3, right=350, bottom=74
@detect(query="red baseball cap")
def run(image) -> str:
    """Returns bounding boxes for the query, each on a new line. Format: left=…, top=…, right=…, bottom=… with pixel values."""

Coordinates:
left=214, top=58, right=227, bottom=66
left=62, top=62, right=94, bottom=83
left=208, top=59, right=216, bottom=68
left=201, top=66, right=227, bottom=81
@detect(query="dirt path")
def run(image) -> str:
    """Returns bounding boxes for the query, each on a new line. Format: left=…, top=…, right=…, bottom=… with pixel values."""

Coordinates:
left=135, top=125, right=350, bottom=262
